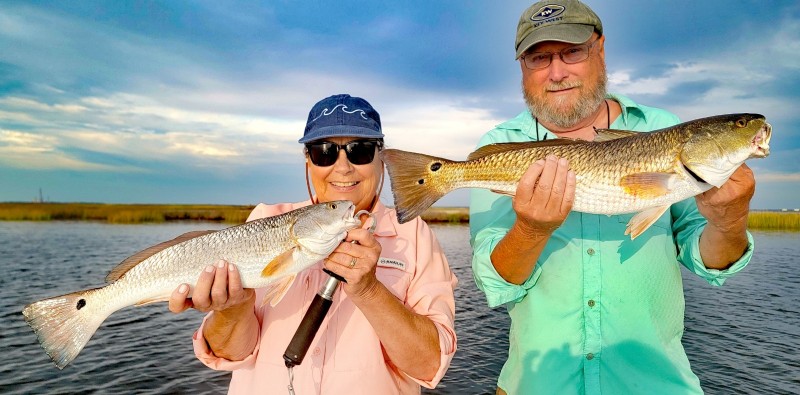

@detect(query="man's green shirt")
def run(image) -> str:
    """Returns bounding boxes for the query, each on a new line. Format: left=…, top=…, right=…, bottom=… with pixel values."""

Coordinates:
left=469, top=94, right=754, bottom=395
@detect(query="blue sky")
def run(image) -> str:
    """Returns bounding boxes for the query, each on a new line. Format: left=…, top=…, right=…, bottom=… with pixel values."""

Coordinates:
left=1, top=0, right=798, bottom=209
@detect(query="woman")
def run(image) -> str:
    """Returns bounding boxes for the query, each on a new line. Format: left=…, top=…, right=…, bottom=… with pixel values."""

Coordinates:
left=169, top=94, right=458, bottom=394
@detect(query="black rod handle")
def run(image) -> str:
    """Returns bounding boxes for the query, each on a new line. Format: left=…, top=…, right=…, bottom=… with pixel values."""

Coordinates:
left=283, top=281, right=336, bottom=367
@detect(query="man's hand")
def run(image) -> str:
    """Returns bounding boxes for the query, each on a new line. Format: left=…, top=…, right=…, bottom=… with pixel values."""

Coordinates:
left=512, top=155, right=576, bottom=237
left=490, top=155, right=575, bottom=284
left=695, top=164, right=755, bottom=231
left=696, top=164, right=754, bottom=269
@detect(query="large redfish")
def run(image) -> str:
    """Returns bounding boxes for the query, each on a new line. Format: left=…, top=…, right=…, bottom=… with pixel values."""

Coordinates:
left=381, top=114, right=771, bottom=238
left=23, top=201, right=361, bottom=369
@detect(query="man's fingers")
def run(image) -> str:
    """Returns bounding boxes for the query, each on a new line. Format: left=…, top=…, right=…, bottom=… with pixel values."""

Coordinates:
left=531, top=156, right=558, bottom=202
left=516, top=159, right=546, bottom=203
left=561, top=170, right=577, bottom=214
left=547, top=157, right=570, bottom=209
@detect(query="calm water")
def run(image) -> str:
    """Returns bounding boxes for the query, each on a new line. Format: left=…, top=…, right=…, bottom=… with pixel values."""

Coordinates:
left=0, top=222, right=798, bottom=394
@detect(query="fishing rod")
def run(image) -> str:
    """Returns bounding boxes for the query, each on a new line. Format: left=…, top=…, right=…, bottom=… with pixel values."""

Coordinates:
left=283, top=210, right=375, bottom=395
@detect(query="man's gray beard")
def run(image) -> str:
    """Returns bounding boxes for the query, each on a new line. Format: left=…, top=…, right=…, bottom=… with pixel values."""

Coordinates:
left=523, top=71, right=608, bottom=129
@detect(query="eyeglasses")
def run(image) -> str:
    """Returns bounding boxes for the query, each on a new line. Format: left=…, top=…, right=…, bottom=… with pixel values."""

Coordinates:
left=305, top=139, right=383, bottom=167
left=521, top=38, right=599, bottom=70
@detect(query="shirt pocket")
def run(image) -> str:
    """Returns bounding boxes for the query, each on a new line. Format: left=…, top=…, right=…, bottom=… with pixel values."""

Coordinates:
left=375, top=266, right=411, bottom=302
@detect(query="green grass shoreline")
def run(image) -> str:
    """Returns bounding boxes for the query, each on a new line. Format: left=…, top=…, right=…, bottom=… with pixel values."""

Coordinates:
left=1, top=203, right=798, bottom=231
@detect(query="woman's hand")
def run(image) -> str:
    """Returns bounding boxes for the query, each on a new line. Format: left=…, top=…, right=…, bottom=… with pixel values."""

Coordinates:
left=322, top=228, right=383, bottom=301
left=168, top=259, right=255, bottom=315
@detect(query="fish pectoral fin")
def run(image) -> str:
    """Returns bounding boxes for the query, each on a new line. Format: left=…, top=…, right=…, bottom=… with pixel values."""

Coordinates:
left=619, top=172, right=675, bottom=199
left=490, top=189, right=515, bottom=197
left=262, top=248, right=295, bottom=277
left=135, top=296, right=170, bottom=306
left=625, top=205, right=670, bottom=240
left=262, top=274, right=297, bottom=307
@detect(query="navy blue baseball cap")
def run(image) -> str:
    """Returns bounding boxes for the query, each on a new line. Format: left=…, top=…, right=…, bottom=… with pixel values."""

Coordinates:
left=298, top=94, right=384, bottom=144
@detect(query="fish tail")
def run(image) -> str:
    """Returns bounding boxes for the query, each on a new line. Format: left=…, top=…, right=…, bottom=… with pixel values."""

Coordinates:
left=381, top=149, right=459, bottom=223
left=22, top=287, right=112, bottom=369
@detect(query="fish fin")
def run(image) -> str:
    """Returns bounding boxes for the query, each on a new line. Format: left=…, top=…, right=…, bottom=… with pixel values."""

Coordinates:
left=22, top=287, right=114, bottom=369
left=619, top=172, right=675, bottom=199
left=490, top=189, right=516, bottom=197
left=625, top=205, right=670, bottom=240
left=466, top=140, right=581, bottom=161
left=262, top=248, right=295, bottom=277
left=135, top=297, right=170, bottom=306
left=380, top=149, right=456, bottom=224
left=593, top=129, right=638, bottom=142
left=106, top=230, right=217, bottom=282
left=261, top=274, right=297, bottom=307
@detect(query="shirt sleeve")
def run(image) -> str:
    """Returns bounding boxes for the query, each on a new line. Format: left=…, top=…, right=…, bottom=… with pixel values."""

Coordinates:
left=402, top=218, right=459, bottom=389
left=671, top=198, right=754, bottom=286
left=192, top=311, right=262, bottom=371
left=470, top=188, right=544, bottom=308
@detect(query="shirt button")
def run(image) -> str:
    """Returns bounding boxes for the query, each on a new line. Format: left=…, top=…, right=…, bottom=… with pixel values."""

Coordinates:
left=313, top=347, right=321, bottom=355
left=587, top=248, right=595, bottom=256
left=586, top=353, right=594, bottom=360
left=587, top=300, right=596, bottom=307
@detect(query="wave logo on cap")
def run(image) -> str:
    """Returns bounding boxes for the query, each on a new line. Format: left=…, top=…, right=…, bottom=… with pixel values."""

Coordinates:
left=530, top=5, right=566, bottom=21
left=309, top=104, right=369, bottom=124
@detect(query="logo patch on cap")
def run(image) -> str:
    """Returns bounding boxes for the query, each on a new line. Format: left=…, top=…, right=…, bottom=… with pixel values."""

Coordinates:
left=530, top=5, right=566, bottom=21
left=309, top=104, right=369, bottom=124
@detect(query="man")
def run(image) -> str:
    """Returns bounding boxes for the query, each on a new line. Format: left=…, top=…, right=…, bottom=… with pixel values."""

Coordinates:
left=469, top=1, right=756, bottom=394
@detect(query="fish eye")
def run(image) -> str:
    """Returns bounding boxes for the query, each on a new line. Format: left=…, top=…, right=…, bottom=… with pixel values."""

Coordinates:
left=735, top=118, right=747, bottom=128
left=329, top=203, right=337, bottom=210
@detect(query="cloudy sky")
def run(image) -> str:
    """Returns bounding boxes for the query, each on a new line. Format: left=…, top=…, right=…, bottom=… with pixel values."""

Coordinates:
left=1, top=0, right=798, bottom=209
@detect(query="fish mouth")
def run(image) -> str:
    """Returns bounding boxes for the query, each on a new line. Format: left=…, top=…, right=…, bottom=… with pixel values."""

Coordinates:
left=343, top=203, right=361, bottom=228
left=752, top=122, right=771, bottom=157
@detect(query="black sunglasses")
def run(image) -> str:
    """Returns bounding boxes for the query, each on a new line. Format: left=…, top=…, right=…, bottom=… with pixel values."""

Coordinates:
left=305, top=139, right=383, bottom=167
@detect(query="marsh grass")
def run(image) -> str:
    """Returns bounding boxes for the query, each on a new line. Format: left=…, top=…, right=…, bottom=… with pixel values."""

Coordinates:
left=2, top=204, right=798, bottom=230
left=748, top=211, right=800, bottom=231
left=0, top=203, right=254, bottom=224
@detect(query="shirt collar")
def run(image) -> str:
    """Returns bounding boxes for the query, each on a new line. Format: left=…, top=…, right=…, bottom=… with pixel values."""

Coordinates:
left=496, top=93, right=648, bottom=138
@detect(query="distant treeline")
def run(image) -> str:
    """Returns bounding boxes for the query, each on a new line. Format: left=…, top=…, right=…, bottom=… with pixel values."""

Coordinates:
left=0, top=203, right=798, bottom=230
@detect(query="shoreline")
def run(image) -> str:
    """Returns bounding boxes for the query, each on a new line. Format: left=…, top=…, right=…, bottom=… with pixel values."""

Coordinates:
left=1, top=203, right=798, bottom=230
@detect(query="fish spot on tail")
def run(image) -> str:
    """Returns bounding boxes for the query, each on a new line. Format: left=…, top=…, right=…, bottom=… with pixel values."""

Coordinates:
left=76, top=299, right=86, bottom=310
left=418, top=179, right=425, bottom=185
left=430, top=162, right=442, bottom=171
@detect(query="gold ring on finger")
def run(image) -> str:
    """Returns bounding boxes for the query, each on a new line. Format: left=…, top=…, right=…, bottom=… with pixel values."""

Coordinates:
left=349, top=257, right=357, bottom=268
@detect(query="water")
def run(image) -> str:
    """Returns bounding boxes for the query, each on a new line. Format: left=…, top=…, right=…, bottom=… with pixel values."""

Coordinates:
left=0, top=222, right=798, bottom=394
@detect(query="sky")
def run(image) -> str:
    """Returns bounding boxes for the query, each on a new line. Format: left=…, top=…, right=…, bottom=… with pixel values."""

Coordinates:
left=1, top=0, right=798, bottom=209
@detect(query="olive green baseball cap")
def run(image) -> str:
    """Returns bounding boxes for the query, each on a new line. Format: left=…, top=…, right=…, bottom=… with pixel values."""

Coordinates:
left=515, top=0, right=603, bottom=59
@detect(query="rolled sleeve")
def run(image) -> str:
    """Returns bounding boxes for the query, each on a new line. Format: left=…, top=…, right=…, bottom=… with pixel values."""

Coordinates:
left=671, top=198, right=754, bottom=286
left=471, top=228, right=541, bottom=308
left=470, top=187, right=543, bottom=308
left=403, top=218, right=458, bottom=388
left=407, top=283, right=458, bottom=389
left=192, top=312, right=260, bottom=371
left=679, top=225, right=754, bottom=286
